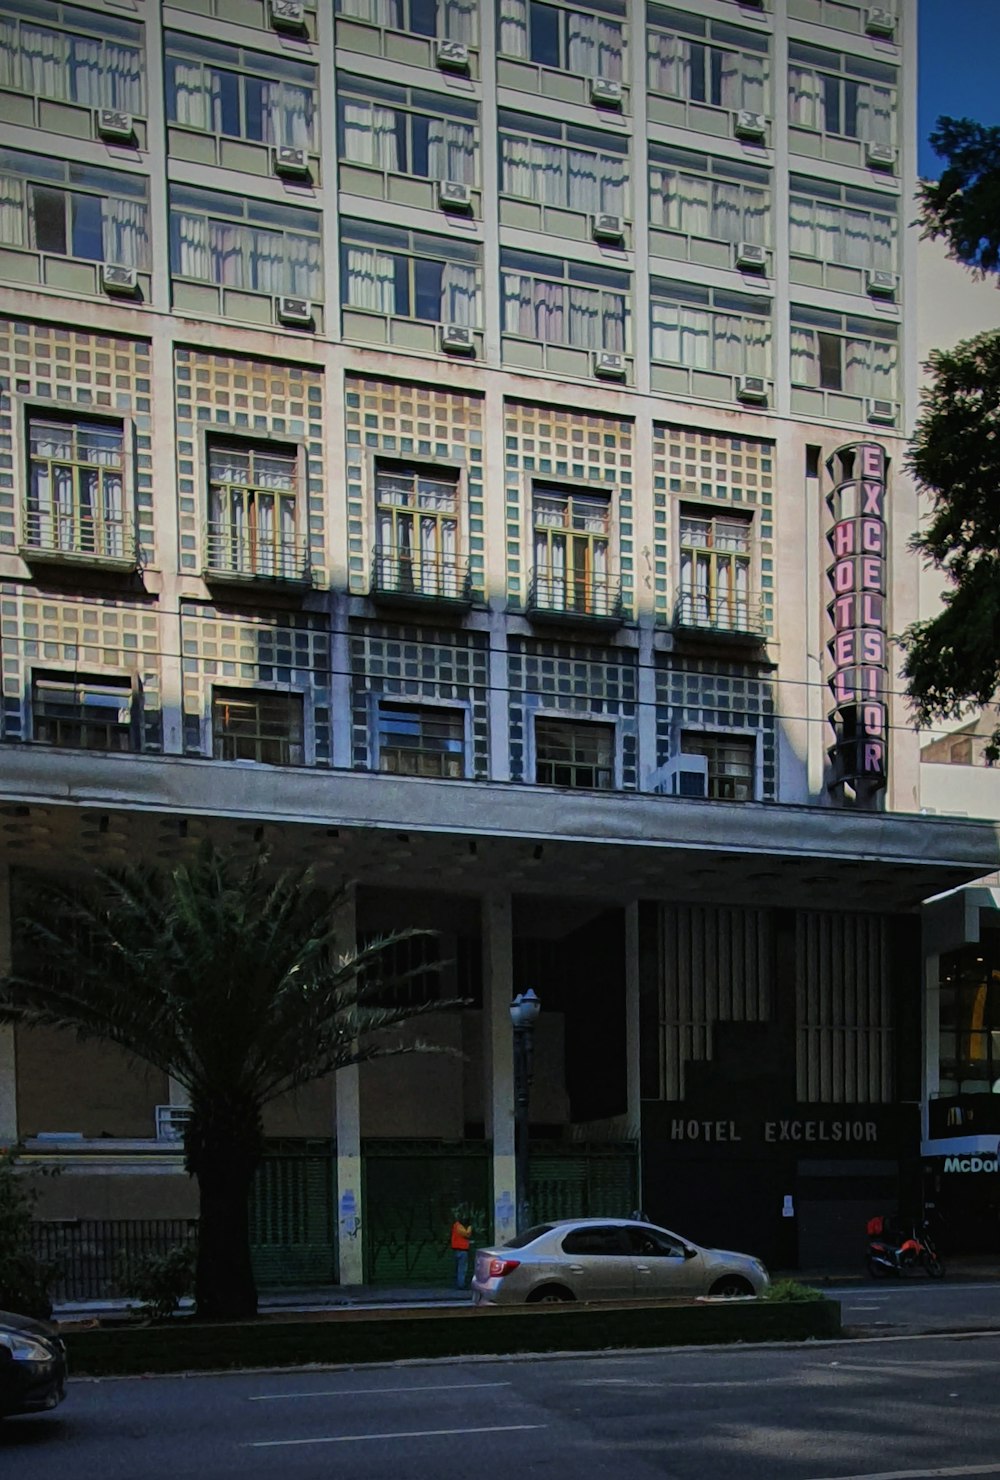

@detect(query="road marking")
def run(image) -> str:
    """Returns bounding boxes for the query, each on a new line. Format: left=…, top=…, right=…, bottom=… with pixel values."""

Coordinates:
left=245, top=1423, right=546, bottom=1449
left=249, top=1381, right=512, bottom=1402
left=809, top=1466, right=1000, bottom=1480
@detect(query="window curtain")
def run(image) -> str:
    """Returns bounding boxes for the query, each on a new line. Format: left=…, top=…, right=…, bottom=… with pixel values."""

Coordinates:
left=440, top=261, right=478, bottom=325
left=845, top=337, right=896, bottom=398
left=567, top=148, right=599, bottom=212
left=426, top=119, right=476, bottom=183
left=503, top=274, right=566, bottom=343
left=419, top=513, right=457, bottom=594
left=0, top=175, right=25, bottom=246
left=285, top=232, right=322, bottom=295
left=856, top=83, right=894, bottom=145
left=100, top=461, right=125, bottom=558
left=598, top=292, right=625, bottom=352
left=0, top=19, right=17, bottom=88
left=500, top=136, right=533, bottom=196
left=498, top=0, right=528, bottom=58
left=741, top=315, right=770, bottom=376
left=740, top=184, right=768, bottom=244
left=341, top=102, right=400, bottom=169
left=103, top=42, right=144, bottom=113
left=872, top=212, right=896, bottom=269
left=843, top=208, right=872, bottom=268
left=788, top=66, right=822, bottom=130
left=169, top=60, right=205, bottom=128
left=568, top=286, right=600, bottom=350
left=712, top=313, right=743, bottom=374
left=534, top=524, right=566, bottom=606
left=20, top=23, right=67, bottom=100
left=261, top=81, right=314, bottom=149
left=724, top=50, right=766, bottom=113
left=647, top=32, right=689, bottom=97
left=790, top=328, right=819, bottom=386
left=174, top=210, right=211, bottom=279
left=650, top=169, right=710, bottom=236
left=101, top=197, right=148, bottom=268
left=339, top=0, right=404, bottom=26
left=711, top=182, right=741, bottom=244
left=68, top=35, right=102, bottom=107
left=345, top=247, right=396, bottom=312
left=443, top=0, right=478, bottom=44
left=651, top=302, right=710, bottom=368
left=566, top=11, right=623, bottom=81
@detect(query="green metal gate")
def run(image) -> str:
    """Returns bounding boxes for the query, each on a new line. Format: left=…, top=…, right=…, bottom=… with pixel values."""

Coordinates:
left=363, top=1140, right=489, bottom=1285
left=528, top=1143, right=639, bottom=1224
left=250, top=1147, right=336, bottom=1288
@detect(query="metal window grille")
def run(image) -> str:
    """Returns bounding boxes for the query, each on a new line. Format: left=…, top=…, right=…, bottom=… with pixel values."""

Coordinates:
left=378, top=702, right=465, bottom=778
left=681, top=731, right=755, bottom=800
left=211, top=688, right=304, bottom=765
left=32, top=674, right=133, bottom=751
left=535, top=717, right=614, bottom=789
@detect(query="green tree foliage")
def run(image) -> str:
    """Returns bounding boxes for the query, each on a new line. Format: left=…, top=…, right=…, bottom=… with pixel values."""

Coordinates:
left=899, top=118, right=1000, bottom=757
left=0, top=1144, right=60, bottom=1319
left=0, top=846, right=456, bottom=1321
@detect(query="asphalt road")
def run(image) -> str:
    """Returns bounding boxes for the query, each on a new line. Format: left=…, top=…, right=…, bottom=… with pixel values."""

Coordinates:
left=826, top=1278, right=1000, bottom=1335
left=6, top=1329, right=1000, bottom=1480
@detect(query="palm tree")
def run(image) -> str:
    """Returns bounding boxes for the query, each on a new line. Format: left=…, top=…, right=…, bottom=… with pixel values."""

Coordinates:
left=0, top=845, right=456, bottom=1320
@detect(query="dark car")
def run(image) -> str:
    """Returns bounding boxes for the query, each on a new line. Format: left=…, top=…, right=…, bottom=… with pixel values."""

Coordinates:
left=0, top=1310, right=67, bottom=1420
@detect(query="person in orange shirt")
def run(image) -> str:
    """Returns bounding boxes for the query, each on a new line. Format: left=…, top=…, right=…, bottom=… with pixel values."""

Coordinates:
left=450, top=1212, right=473, bottom=1290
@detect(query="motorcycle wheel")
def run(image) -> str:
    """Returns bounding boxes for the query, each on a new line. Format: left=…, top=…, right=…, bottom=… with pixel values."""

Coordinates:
left=866, top=1254, right=889, bottom=1278
left=923, top=1253, right=945, bottom=1279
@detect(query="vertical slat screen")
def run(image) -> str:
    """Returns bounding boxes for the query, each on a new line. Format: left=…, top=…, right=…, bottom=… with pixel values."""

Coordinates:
left=796, top=912, right=892, bottom=1103
left=659, top=904, right=772, bottom=1099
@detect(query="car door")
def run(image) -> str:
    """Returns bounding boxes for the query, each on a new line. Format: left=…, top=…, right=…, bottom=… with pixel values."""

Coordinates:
left=558, top=1223, right=634, bottom=1301
left=625, top=1224, right=706, bottom=1297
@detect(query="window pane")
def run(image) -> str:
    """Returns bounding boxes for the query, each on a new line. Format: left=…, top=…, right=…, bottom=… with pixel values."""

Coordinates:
left=530, top=1, right=561, bottom=67
left=70, top=190, right=104, bottom=260
left=818, top=331, right=842, bottom=390
left=30, top=184, right=67, bottom=253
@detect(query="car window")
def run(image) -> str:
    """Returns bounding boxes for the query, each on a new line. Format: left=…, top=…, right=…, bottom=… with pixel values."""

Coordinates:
left=503, top=1224, right=554, bottom=1249
left=560, top=1225, right=629, bottom=1256
left=625, top=1226, right=686, bottom=1258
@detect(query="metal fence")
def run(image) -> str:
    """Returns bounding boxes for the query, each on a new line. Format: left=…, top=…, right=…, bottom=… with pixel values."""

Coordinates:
left=30, top=1219, right=198, bottom=1303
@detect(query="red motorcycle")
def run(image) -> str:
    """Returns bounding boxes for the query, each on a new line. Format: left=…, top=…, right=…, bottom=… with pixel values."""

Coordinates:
left=866, top=1216, right=945, bottom=1279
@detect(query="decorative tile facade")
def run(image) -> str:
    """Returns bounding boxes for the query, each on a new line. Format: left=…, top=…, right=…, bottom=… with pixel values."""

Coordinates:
left=174, top=349, right=327, bottom=584
left=503, top=401, right=635, bottom=615
left=0, top=319, right=153, bottom=559
left=344, top=378, right=485, bottom=598
left=508, top=637, right=639, bottom=788
left=655, top=658, right=777, bottom=800
left=652, top=425, right=775, bottom=630
left=349, top=620, right=490, bottom=776
left=180, top=602, right=332, bottom=762
left=0, top=586, right=162, bottom=748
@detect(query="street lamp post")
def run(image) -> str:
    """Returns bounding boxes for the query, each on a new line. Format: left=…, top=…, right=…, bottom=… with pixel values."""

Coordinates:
left=510, top=989, right=541, bottom=1235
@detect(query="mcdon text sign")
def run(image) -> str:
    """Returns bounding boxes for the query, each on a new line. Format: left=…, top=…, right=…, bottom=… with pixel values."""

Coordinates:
left=826, top=442, right=888, bottom=796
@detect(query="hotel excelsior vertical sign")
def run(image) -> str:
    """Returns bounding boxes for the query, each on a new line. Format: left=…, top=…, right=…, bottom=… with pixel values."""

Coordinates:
left=826, top=442, right=888, bottom=799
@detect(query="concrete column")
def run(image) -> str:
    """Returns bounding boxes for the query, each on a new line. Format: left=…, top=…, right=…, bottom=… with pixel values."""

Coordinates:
left=333, top=886, right=364, bottom=1285
left=624, top=902, right=642, bottom=1148
left=0, top=868, right=15, bottom=1143
left=482, top=894, right=516, bottom=1246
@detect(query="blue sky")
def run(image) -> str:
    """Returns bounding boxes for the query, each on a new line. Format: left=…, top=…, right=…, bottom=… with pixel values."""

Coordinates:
left=919, top=0, right=1000, bottom=176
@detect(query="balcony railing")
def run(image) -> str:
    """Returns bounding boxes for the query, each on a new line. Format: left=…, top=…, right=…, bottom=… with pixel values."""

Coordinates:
left=672, top=588, right=766, bottom=641
left=526, top=567, right=624, bottom=626
left=203, top=523, right=312, bottom=587
left=21, top=508, right=137, bottom=570
left=369, top=546, right=473, bottom=608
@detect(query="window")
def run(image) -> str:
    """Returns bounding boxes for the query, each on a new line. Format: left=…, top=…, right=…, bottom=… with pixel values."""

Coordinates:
left=32, top=672, right=133, bottom=751
left=790, top=306, right=898, bottom=400
left=679, top=509, right=752, bottom=631
left=560, top=1224, right=628, bottom=1254
left=375, top=463, right=462, bottom=596
left=535, top=716, right=615, bottom=789
left=337, top=0, right=479, bottom=44
left=500, top=110, right=627, bottom=215
left=165, top=33, right=317, bottom=150
left=647, top=6, right=770, bottom=114
left=211, top=688, right=304, bottom=765
left=788, top=42, right=897, bottom=146
left=789, top=176, right=897, bottom=272
left=938, top=941, right=1000, bottom=1095
left=624, top=1226, right=686, bottom=1257
left=378, top=702, right=465, bottom=777
left=338, top=76, right=478, bottom=185
left=649, top=145, right=770, bottom=247
left=502, top=249, right=628, bottom=352
left=651, top=280, right=771, bottom=377
left=206, top=439, right=302, bottom=579
left=532, top=485, right=612, bottom=615
left=26, top=414, right=128, bottom=559
left=0, top=149, right=149, bottom=267
left=0, top=0, right=144, bottom=114
left=169, top=184, right=322, bottom=297
left=499, top=0, right=626, bottom=80
left=682, top=731, right=755, bottom=800
left=341, top=219, right=480, bottom=325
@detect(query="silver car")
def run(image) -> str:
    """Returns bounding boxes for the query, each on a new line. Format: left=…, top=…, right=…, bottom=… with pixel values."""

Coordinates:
left=471, top=1217, right=769, bottom=1305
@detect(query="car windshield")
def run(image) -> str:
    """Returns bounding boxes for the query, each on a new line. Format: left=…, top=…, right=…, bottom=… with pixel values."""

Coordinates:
left=502, top=1224, right=554, bottom=1249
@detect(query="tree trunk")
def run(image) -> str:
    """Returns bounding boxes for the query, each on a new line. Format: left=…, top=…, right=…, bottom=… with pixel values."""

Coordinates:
left=185, top=1096, right=262, bottom=1320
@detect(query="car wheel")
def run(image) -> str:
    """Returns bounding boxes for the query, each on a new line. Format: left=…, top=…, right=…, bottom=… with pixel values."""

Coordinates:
left=526, top=1284, right=575, bottom=1304
left=708, top=1275, right=755, bottom=1298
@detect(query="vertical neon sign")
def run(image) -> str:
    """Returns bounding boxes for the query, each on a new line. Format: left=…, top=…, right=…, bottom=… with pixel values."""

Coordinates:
left=826, top=442, right=888, bottom=799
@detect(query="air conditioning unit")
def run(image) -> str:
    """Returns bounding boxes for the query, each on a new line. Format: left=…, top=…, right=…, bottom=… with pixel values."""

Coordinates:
left=866, top=268, right=897, bottom=297
left=590, top=77, right=623, bottom=107
left=155, top=1104, right=192, bottom=1142
left=737, top=374, right=768, bottom=404
left=865, top=140, right=897, bottom=170
left=865, top=7, right=896, bottom=38
left=440, top=323, right=476, bottom=355
left=592, top=212, right=625, bottom=243
left=734, top=240, right=766, bottom=271
left=101, top=262, right=138, bottom=296
left=269, top=0, right=306, bottom=31
left=436, top=38, right=470, bottom=72
left=438, top=179, right=473, bottom=211
left=651, top=755, right=709, bottom=799
left=593, top=349, right=626, bottom=379
left=96, top=108, right=134, bottom=142
left=866, top=397, right=896, bottom=425
left=733, top=110, right=767, bottom=142
left=275, top=295, right=313, bottom=327
left=273, top=145, right=310, bottom=179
